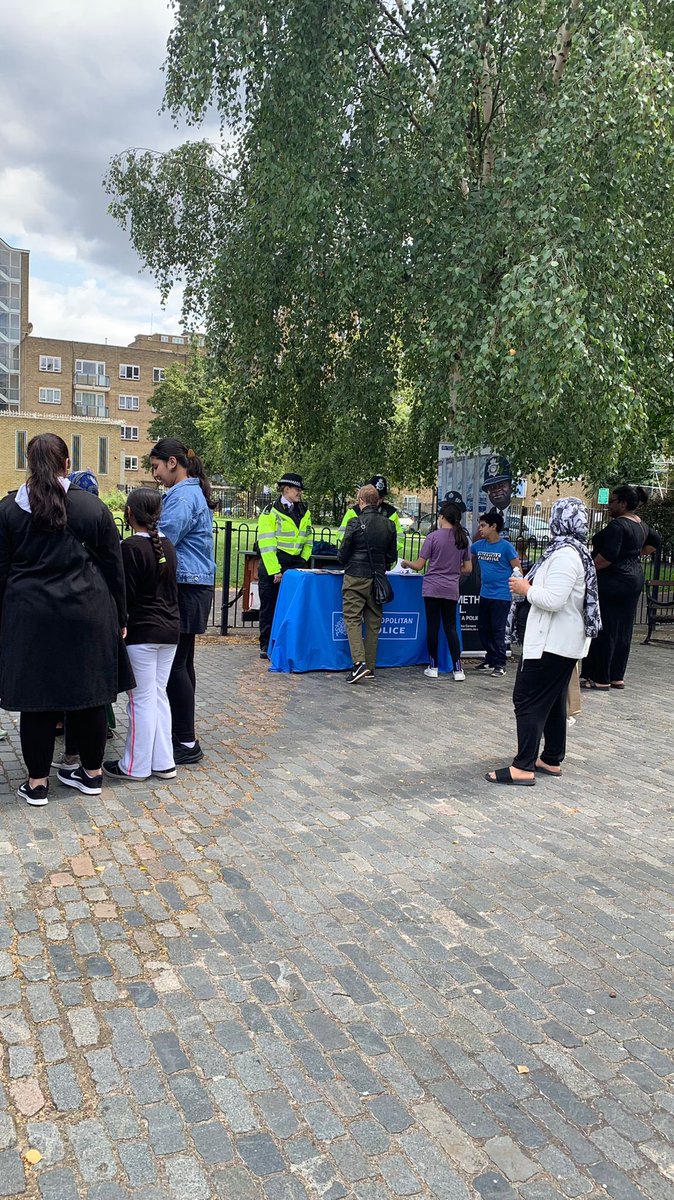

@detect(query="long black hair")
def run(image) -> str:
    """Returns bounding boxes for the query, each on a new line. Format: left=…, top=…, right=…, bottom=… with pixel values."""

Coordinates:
left=125, top=488, right=167, bottom=574
left=440, top=502, right=469, bottom=549
left=149, top=437, right=215, bottom=509
left=26, top=433, right=70, bottom=531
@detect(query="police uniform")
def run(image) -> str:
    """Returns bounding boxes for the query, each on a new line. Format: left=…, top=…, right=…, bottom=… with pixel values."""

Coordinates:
left=481, top=455, right=513, bottom=535
left=338, top=475, right=404, bottom=558
left=256, top=473, right=312, bottom=657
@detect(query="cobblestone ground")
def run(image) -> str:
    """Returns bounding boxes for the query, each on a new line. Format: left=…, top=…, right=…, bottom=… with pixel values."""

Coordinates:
left=0, top=636, right=672, bottom=1200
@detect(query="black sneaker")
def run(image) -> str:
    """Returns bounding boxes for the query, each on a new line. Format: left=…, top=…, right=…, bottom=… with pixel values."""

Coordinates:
left=152, top=766, right=177, bottom=779
left=346, top=662, right=369, bottom=684
left=172, top=741, right=204, bottom=765
left=491, top=667, right=506, bottom=677
left=17, top=780, right=49, bottom=807
left=474, top=661, right=491, bottom=672
left=260, top=649, right=269, bottom=660
left=103, top=760, right=150, bottom=781
left=57, top=765, right=103, bottom=795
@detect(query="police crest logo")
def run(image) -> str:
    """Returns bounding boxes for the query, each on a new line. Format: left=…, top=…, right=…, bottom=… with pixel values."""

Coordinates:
left=487, top=456, right=500, bottom=478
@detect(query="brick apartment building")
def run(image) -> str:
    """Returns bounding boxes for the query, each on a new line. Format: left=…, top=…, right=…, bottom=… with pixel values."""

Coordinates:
left=0, top=235, right=198, bottom=496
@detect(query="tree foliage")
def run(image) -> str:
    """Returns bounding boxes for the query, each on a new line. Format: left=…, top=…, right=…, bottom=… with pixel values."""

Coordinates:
left=106, top=0, right=674, bottom=487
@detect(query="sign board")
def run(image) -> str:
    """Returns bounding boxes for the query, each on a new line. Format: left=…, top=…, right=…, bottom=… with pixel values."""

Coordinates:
left=597, top=488, right=610, bottom=505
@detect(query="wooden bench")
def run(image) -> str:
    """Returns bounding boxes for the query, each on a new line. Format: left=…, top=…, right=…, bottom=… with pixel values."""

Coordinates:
left=644, top=579, right=674, bottom=644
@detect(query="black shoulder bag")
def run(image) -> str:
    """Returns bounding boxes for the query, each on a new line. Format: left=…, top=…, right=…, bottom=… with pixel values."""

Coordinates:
left=359, top=519, right=394, bottom=605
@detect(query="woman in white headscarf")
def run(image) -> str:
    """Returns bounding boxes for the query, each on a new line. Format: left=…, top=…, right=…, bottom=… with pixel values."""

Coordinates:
left=485, top=498, right=601, bottom=786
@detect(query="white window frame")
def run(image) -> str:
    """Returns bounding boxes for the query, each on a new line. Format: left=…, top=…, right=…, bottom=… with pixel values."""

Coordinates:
left=160, top=335, right=169, bottom=342
left=171, top=336, right=184, bottom=345
left=119, top=364, right=140, bottom=380
left=75, top=358, right=106, bottom=377
left=121, top=426, right=139, bottom=440
left=39, top=387, right=62, bottom=404
left=152, top=368, right=166, bottom=383
left=118, top=394, right=139, bottom=410
left=124, top=455, right=139, bottom=471
left=39, top=355, right=61, bottom=373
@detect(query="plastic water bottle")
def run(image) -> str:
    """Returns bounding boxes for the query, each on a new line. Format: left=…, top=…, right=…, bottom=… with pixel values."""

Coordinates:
left=511, top=567, right=523, bottom=579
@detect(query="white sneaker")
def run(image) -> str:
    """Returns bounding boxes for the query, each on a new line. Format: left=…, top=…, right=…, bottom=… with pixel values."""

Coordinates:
left=423, top=666, right=439, bottom=678
left=453, top=670, right=466, bottom=681
left=567, top=715, right=577, bottom=726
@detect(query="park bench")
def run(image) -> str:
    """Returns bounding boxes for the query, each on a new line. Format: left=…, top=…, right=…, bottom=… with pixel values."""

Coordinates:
left=644, top=578, right=674, bottom=644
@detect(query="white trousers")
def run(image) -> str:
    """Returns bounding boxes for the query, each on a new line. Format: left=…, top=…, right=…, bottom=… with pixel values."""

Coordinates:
left=120, top=643, right=177, bottom=778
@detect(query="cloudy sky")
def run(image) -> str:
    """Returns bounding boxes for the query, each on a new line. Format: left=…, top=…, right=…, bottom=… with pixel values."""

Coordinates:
left=0, top=0, right=210, bottom=345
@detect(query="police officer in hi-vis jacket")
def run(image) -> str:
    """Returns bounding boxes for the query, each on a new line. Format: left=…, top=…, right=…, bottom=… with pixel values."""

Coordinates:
left=256, top=473, right=312, bottom=659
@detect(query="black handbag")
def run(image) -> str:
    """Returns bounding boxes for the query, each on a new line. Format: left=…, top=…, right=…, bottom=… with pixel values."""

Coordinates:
left=359, top=520, right=394, bottom=605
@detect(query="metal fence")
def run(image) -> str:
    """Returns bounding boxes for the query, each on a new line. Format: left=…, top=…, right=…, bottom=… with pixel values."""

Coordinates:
left=114, top=510, right=671, bottom=634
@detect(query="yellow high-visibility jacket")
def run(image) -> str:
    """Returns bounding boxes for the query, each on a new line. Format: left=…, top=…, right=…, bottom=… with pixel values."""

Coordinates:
left=338, top=501, right=404, bottom=557
left=256, top=501, right=313, bottom=576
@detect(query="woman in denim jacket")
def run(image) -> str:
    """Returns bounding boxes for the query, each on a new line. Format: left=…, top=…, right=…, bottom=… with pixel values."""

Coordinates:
left=150, top=438, right=215, bottom=765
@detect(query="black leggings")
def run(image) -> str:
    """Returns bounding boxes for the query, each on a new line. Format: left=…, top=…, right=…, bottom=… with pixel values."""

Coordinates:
left=166, top=632, right=197, bottom=743
left=21, top=707, right=107, bottom=779
left=424, top=596, right=462, bottom=671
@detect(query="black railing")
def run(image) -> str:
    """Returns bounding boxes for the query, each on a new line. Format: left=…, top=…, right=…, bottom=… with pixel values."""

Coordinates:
left=113, top=511, right=671, bottom=635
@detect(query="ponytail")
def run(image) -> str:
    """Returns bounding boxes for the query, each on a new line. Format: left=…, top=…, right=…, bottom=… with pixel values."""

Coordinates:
left=150, top=437, right=216, bottom=509
left=440, top=501, right=469, bottom=550
left=26, top=433, right=70, bottom=531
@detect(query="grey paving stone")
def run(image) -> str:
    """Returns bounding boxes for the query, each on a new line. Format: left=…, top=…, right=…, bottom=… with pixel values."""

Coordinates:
left=151, top=1031, right=190, bottom=1073
left=38, top=1168, right=79, bottom=1200
left=379, top=1153, right=423, bottom=1196
left=25, top=1121, right=65, bottom=1166
left=0, top=1114, right=16, bottom=1151
left=473, top=1173, right=518, bottom=1200
left=237, top=1132, right=286, bottom=1177
left=0, top=1148, right=26, bottom=1197
left=100, top=1095, right=141, bottom=1140
left=164, top=1154, right=210, bottom=1199
left=191, top=1121, right=234, bottom=1164
left=46, top=1064, right=82, bottom=1112
left=68, top=1118, right=117, bottom=1182
left=144, top=1103, right=187, bottom=1155
left=369, top=1095, right=414, bottom=1133
left=257, top=1091, right=300, bottom=1139
left=118, top=1141, right=157, bottom=1186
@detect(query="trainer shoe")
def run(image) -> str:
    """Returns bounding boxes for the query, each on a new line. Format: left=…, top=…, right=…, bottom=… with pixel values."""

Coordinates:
left=57, top=765, right=103, bottom=795
left=423, top=666, right=439, bottom=679
left=0, top=727, right=8, bottom=740
left=474, top=661, right=491, bottom=672
left=52, top=751, right=79, bottom=769
left=17, top=780, right=49, bottom=807
left=103, top=760, right=150, bottom=781
left=259, top=650, right=269, bottom=660
left=491, top=667, right=506, bottom=677
left=152, top=766, right=177, bottom=779
left=172, top=741, right=204, bottom=765
left=453, top=669, right=466, bottom=681
left=346, top=662, right=369, bottom=684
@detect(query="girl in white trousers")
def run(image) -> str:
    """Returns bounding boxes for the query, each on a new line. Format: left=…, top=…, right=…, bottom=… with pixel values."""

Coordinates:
left=103, top=489, right=180, bottom=781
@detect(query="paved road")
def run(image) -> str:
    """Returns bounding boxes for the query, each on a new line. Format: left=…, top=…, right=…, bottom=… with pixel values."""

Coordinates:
left=0, top=638, right=672, bottom=1199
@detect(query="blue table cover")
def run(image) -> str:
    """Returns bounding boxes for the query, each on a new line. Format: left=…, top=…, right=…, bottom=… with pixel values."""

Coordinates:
left=269, top=571, right=462, bottom=674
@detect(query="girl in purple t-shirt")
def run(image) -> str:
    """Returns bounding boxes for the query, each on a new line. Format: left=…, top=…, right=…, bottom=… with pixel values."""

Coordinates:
left=401, top=503, right=473, bottom=680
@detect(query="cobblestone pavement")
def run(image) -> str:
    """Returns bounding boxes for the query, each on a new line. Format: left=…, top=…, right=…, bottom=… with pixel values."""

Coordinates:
left=0, top=636, right=672, bottom=1200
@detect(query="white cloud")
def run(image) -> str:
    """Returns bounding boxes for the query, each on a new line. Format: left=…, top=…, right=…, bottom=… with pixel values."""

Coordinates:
left=29, top=270, right=186, bottom=346
left=0, top=0, right=215, bottom=342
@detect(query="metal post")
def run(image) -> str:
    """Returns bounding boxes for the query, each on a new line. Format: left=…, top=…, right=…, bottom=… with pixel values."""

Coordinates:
left=220, top=520, right=233, bottom=636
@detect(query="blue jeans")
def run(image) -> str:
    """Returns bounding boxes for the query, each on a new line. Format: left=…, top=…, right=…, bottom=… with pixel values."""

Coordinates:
left=478, top=597, right=511, bottom=668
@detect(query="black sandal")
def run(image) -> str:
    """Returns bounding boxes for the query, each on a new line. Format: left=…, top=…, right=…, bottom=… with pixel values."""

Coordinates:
left=580, top=679, right=609, bottom=690
left=485, top=767, right=535, bottom=786
left=535, top=763, right=562, bottom=778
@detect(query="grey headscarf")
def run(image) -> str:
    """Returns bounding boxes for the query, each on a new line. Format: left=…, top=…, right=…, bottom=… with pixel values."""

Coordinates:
left=507, top=497, right=602, bottom=641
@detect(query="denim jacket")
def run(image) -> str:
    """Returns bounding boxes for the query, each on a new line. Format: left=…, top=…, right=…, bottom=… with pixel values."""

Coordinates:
left=160, top=478, right=215, bottom=586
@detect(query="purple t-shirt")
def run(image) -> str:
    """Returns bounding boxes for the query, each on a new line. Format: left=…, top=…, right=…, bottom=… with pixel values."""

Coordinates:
left=420, top=529, right=471, bottom=599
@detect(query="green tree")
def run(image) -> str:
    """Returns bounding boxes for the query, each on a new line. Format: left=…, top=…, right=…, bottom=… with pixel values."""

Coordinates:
left=106, top=0, right=674, bottom=485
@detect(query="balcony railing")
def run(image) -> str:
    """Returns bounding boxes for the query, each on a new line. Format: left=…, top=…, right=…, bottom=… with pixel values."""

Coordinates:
left=74, top=403, right=109, bottom=419
left=75, top=373, right=110, bottom=388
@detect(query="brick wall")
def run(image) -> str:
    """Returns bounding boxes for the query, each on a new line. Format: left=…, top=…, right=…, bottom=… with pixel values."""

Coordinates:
left=0, top=412, right=124, bottom=498
left=23, top=335, right=192, bottom=487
